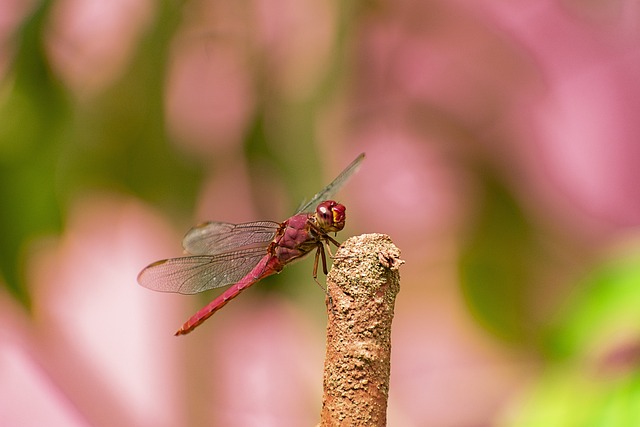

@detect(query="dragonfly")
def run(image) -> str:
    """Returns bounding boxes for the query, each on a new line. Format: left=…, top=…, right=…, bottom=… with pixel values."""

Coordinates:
left=137, top=153, right=365, bottom=335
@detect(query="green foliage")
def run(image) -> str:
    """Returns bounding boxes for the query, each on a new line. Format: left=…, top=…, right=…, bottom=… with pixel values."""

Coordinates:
left=0, top=1, right=202, bottom=304
left=505, top=251, right=640, bottom=427
left=459, top=171, right=537, bottom=343
left=0, top=2, right=66, bottom=304
left=547, top=252, right=640, bottom=360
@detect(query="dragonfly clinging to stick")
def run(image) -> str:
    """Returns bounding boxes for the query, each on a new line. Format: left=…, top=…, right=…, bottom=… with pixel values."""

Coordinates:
left=137, top=153, right=365, bottom=335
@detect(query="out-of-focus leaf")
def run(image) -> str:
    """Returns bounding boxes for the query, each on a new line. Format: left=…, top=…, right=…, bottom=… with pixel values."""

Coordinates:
left=0, top=2, right=66, bottom=305
left=459, top=171, right=537, bottom=342
left=546, top=251, right=640, bottom=361
left=57, top=1, right=203, bottom=216
left=0, top=1, right=203, bottom=305
left=503, top=249, right=640, bottom=427
left=504, top=369, right=640, bottom=427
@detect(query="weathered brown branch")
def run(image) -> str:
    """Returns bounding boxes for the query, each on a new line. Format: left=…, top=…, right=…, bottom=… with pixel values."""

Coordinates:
left=319, top=233, right=404, bottom=427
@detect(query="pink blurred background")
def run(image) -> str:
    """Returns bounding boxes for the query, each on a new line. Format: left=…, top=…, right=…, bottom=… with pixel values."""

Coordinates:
left=1, top=0, right=639, bottom=426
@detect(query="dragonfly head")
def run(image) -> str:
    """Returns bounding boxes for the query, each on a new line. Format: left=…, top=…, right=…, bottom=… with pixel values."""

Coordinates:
left=315, top=200, right=346, bottom=233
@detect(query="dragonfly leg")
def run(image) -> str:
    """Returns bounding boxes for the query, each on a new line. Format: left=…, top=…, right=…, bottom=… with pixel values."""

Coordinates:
left=312, top=243, right=329, bottom=293
left=325, top=234, right=341, bottom=248
left=320, top=243, right=336, bottom=317
left=313, top=275, right=328, bottom=293
left=324, top=235, right=341, bottom=259
left=325, top=241, right=335, bottom=258
left=307, top=221, right=341, bottom=251
left=313, top=244, right=320, bottom=279
left=319, top=241, right=329, bottom=275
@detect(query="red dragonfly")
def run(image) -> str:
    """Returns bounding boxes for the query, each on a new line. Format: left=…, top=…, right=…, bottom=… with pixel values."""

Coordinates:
left=138, top=153, right=365, bottom=335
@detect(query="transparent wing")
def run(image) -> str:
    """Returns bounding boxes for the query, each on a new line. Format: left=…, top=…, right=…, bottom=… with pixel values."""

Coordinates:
left=137, top=247, right=267, bottom=294
left=296, top=153, right=365, bottom=214
left=182, top=221, right=279, bottom=255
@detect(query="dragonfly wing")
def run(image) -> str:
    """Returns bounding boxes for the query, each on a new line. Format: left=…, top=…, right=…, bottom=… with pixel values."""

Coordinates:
left=137, top=247, right=268, bottom=294
left=182, top=221, right=279, bottom=255
left=296, top=153, right=365, bottom=214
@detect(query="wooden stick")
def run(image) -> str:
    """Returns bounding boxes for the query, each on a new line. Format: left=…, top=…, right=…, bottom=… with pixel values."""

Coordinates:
left=319, top=233, right=403, bottom=427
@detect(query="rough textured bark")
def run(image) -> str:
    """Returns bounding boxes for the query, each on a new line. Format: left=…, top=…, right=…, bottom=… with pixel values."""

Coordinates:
left=319, top=233, right=403, bottom=427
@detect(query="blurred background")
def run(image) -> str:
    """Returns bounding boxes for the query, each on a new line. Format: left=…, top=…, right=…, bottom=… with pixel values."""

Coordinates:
left=1, top=0, right=640, bottom=426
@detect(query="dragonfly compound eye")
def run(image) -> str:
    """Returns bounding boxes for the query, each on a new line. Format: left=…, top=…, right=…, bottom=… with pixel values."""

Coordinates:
left=316, top=200, right=346, bottom=232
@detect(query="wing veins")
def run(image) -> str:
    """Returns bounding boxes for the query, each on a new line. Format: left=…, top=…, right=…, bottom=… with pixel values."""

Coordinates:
left=138, top=246, right=268, bottom=294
